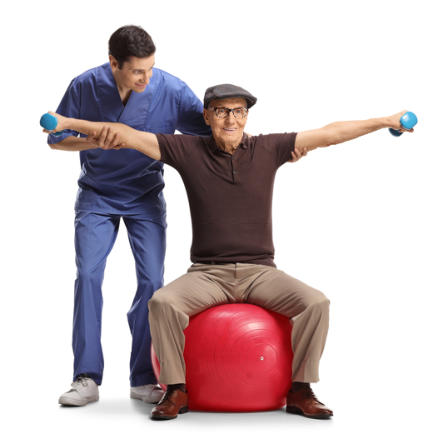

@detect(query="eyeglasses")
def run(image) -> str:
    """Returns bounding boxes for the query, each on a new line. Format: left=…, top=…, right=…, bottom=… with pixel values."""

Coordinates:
left=210, top=106, right=248, bottom=119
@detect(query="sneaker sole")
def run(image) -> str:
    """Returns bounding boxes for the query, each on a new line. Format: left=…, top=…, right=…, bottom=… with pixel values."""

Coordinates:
left=286, top=405, right=332, bottom=420
left=130, top=392, right=163, bottom=404
left=59, top=395, right=99, bottom=407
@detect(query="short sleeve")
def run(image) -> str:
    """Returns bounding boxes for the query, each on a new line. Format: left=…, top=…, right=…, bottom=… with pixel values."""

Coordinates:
left=176, top=83, right=211, bottom=136
left=265, top=132, right=297, bottom=167
left=156, top=133, right=196, bottom=171
left=47, top=78, right=81, bottom=144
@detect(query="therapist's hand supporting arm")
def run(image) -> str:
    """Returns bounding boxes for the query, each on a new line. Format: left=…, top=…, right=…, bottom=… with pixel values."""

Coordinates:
left=45, top=112, right=161, bottom=160
left=91, top=124, right=161, bottom=160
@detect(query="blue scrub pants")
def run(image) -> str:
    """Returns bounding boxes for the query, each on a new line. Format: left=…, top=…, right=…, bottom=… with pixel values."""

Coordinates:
left=72, top=211, right=166, bottom=386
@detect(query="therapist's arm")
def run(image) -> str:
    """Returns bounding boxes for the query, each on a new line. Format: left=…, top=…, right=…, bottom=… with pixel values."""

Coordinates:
left=45, top=112, right=161, bottom=160
left=49, top=136, right=100, bottom=152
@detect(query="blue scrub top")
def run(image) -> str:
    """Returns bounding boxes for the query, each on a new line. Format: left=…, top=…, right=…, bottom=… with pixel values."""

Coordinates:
left=48, top=63, right=211, bottom=218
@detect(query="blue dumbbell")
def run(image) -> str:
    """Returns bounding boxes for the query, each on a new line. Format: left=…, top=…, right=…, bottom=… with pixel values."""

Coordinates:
left=40, top=113, right=64, bottom=136
left=389, top=111, right=418, bottom=137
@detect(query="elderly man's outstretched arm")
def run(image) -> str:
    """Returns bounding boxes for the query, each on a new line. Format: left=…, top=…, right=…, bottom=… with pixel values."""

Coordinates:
left=295, top=110, right=413, bottom=152
left=45, top=112, right=161, bottom=160
left=45, top=110, right=413, bottom=161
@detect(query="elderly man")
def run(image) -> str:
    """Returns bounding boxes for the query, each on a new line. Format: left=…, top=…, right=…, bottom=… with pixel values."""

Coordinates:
left=44, top=84, right=412, bottom=420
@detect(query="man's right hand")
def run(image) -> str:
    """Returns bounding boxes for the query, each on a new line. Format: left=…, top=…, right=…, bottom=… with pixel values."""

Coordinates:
left=42, top=111, right=70, bottom=134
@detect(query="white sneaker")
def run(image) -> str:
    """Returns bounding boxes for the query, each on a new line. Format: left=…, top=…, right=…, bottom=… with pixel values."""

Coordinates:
left=59, top=375, right=99, bottom=406
left=130, top=384, right=164, bottom=404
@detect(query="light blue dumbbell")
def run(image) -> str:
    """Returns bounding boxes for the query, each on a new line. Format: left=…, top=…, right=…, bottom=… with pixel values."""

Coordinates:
left=389, top=111, right=418, bottom=137
left=40, top=113, right=64, bottom=136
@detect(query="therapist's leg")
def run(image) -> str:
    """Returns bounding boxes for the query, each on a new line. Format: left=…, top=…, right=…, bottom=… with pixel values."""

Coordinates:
left=73, top=211, right=120, bottom=382
left=59, top=211, right=119, bottom=406
left=123, top=215, right=166, bottom=401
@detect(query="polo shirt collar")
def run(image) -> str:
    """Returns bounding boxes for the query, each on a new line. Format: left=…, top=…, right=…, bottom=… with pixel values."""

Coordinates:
left=208, top=133, right=249, bottom=154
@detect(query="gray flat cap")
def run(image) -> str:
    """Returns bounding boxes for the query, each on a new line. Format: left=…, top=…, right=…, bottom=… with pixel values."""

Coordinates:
left=204, top=83, right=257, bottom=109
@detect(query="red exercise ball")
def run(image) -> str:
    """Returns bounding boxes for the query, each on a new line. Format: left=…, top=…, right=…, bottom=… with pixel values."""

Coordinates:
left=151, top=303, right=293, bottom=412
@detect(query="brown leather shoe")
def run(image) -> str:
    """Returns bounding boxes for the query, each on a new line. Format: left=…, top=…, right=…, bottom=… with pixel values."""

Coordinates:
left=151, top=386, right=189, bottom=420
left=286, top=383, right=333, bottom=419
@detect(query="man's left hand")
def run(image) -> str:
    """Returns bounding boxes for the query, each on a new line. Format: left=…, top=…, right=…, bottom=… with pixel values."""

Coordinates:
left=290, top=146, right=308, bottom=162
left=387, top=110, right=415, bottom=133
left=88, top=125, right=124, bottom=150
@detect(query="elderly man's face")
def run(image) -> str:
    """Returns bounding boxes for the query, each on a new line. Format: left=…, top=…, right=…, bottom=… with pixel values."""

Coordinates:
left=203, top=97, right=248, bottom=149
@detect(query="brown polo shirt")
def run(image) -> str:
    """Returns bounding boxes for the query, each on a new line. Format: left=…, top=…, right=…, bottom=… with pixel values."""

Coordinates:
left=156, top=132, right=297, bottom=267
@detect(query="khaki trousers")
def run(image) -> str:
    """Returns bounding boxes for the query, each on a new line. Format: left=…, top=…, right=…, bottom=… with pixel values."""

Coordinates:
left=148, top=263, right=330, bottom=385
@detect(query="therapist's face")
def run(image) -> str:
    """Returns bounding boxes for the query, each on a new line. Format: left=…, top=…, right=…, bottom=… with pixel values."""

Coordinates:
left=110, top=54, right=155, bottom=93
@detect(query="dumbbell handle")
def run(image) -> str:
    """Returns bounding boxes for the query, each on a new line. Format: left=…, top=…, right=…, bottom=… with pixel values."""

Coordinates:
left=389, top=111, right=418, bottom=137
left=40, top=113, right=64, bottom=136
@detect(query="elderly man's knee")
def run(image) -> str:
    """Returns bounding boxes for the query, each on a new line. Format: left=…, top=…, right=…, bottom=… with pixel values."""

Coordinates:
left=297, top=287, right=329, bottom=312
left=148, top=288, right=175, bottom=315
left=308, top=290, right=330, bottom=314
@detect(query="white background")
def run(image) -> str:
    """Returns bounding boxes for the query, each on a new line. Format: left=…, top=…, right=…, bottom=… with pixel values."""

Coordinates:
left=1, top=0, right=427, bottom=442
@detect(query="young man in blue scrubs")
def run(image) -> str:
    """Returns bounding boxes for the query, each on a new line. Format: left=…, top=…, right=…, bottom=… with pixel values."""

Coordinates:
left=48, top=25, right=211, bottom=406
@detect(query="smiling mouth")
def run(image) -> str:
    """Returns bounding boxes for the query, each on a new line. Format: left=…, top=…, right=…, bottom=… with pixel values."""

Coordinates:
left=223, top=128, right=237, bottom=132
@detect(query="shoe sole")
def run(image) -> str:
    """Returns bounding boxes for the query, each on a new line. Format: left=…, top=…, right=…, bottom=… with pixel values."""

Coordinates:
left=59, top=395, right=99, bottom=407
left=130, top=393, right=163, bottom=404
left=286, top=405, right=332, bottom=420
left=151, top=406, right=189, bottom=420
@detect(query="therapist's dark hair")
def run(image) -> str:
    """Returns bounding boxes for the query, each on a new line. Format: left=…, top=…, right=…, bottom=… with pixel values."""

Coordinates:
left=109, top=25, right=156, bottom=68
